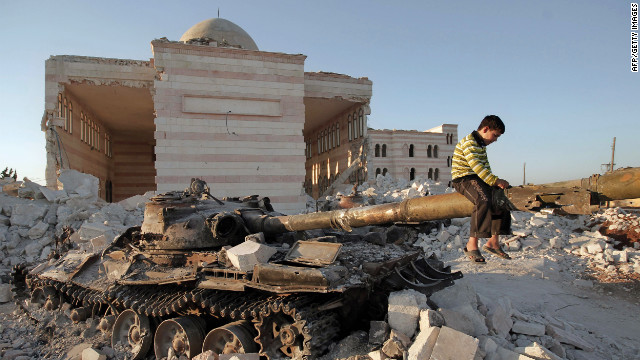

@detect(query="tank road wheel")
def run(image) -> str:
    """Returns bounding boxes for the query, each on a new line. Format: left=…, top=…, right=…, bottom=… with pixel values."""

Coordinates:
left=111, top=309, right=153, bottom=360
left=154, top=316, right=205, bottom=359
left=256, top=312, right=306, bottom=359
left=202, top=320, right=258, bottom=355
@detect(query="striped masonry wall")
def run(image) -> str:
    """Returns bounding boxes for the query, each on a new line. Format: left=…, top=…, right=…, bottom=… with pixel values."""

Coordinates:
left=151, top=41, right=307, bottom=214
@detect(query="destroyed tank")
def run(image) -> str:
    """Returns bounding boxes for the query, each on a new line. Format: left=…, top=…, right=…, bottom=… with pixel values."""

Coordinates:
left=14, top=179, right=463, bottom=360
left=14, top=167, right=640, bottom=360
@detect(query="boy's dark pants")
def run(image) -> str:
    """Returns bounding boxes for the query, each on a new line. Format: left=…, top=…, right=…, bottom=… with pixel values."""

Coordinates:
left=452, top=175, right=511, bottom=238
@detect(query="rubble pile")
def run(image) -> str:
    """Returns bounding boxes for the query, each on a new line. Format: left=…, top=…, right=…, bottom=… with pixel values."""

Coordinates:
left=0, top=172, right=639, bottom=359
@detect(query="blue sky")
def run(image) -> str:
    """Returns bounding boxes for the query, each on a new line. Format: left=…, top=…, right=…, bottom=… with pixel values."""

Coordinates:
left=0, top=0, right=637, bottom=186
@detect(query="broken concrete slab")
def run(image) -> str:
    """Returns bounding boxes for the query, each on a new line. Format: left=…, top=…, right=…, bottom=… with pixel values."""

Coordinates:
left=419, top=309, right=445, bottom=331
left=429, top=326, right=479, bottom=360
left=514, top=342, right=562, bottom=360
left=227, top=240, right=277, bottom=272
left=58, top=169, right=99, bottom=202
left=407, top=326, right=439, bottom=360
left=28, top=220, right=49, bottom=239
left=369, top=320, right=389, bottom=345
left=545, top=324, right=595, bottom=352
left=81, top=347, right=107, bottom=360
left=10, top=203, right=48, bottom=227
left=430, top=277, right=478, bottom=310
left=387, top=289, right=427, bottom=338
left=512, top=320, right=545, bottom=336
left=438, top=307, right=475, bottom=337
left=381, top=329, right=411, bottom=358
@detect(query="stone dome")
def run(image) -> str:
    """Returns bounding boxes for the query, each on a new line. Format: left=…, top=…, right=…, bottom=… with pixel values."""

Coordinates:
left=180, top=18, right=258, bottom=50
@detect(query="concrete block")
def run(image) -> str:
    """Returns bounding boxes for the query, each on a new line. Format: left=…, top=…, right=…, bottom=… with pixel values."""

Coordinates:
left=438, top=308, right=475, bottom=336
left=545, top=324, right=594, bottom=352
left=585, top=240, right=605, bottom=254
left=90, top=235, right=109, bottom=252
left=81, top=347, right=107, bottom=360
left=388, top=289, right=427, bottom=337
left=369, top=320, right=389, bottom=345
left=0, top=283, right=13, bottom=303
left=486, top=300, right=513, bottom=339
left=408, top=326, right=440, bottom=360
left=227, top=241, right=277, bottom=272
left=367, top=349, right=388, bottom=360
left=65, top=342, right=93, bottom=360
left=514, top=342, right=562, bottom=360
left=429, top=326, right=479, bottom=360
left=430, top=277, right=478, bottom=310
left=58, top=169, right=99, bottom=201
left=512, top=320, right=545, bottom=336
left=10, top=203, right=48, bottom=227
left=419, top=309, right=445, bottom=331
left=489, top=346, right=537, bottom=360
left=382, top=329, right=411, bottom=358
left=28, top=221, right=49, bottom=239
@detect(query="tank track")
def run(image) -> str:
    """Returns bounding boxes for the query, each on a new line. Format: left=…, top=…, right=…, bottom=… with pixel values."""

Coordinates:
left=26, top=275, right=342, bottom=359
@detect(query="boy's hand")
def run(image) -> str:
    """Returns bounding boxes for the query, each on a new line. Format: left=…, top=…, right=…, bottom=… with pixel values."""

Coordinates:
left=495, top=179, right=510, bottom=189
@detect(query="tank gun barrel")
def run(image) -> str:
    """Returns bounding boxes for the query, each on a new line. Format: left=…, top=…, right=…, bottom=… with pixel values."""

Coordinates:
left=254, top=167, right=640, bottom=233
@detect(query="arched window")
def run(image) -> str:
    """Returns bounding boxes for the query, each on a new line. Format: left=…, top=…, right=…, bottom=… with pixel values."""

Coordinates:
left=63, top=98, right=68, bottom=124
left=376, top=168, right=381, bottom=177
left=382, top=168, right=388, bottom=176
left=358, top=108, right=364, bottom=137
left=317, top=134, right=321, bottom=154
left=428, top=168, right=433, bottom=180
left=447, top=156, right=451, bottom=167
left=375, top=144, right=380, bottom=157
left=382, top=144, right=387, bottom=157
left=410, top=168, right=416, bottom=181
left=57, top=94, right=63, bottom=118
left=353, top=111, right=359, bottom=138
left=427, top=145, right=432, bottom=158
left=434, top=168, right=440, bottom=181
left=348, top=115, right=352, bottom=141
left=336, top=125, right=340, bottom=147
left=409, top=144, right=414, bottom=157
left=434, top=145, right=439, bottom=158
left=66, top=101, right=73, bottom=133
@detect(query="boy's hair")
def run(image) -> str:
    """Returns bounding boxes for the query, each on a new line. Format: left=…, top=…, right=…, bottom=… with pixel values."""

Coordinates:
left=478, top=115, right=505, bottom=134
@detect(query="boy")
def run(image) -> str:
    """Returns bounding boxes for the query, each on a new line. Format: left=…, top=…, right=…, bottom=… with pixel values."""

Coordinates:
left=451, top=115, right=511, bottom=263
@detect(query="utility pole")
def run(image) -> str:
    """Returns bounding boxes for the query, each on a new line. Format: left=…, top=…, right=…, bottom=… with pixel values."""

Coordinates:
left=610, top=137, right=616, bottom=172
left=523, top=162, right=526, bottom=185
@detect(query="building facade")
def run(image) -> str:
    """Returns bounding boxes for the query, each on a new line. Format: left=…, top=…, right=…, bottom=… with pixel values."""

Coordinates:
left=42, top=18, right=371, bottom=214
left=366, top=124, right=458, bottom=186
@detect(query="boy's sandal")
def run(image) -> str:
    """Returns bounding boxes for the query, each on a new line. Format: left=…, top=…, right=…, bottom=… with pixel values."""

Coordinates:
left=463, top=247, right=486, bottom=264
left=482, top=245, right=511, bottom=259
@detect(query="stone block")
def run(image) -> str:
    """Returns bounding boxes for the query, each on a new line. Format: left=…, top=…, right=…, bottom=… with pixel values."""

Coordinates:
left=81, top=347, right=107, bottom=360
left=10, top=203, right=48, bottom=227
left=382, top=329, right=411, bottom=358
left=486, top=300, right=513, bottom=338
left=530, top=218, right=547, bottom=227
left=489, top=346, right=537, bottom=360
left=65, top=342, right=93, bottom=360
left=545, top=324, right=594, bottom=352
left=512, top=320, right=545, bottom=336
left=408, top=326, right=440, bottom=360
left=514, top=342, right=562, bottom=360
left=227, top=241, right=277, bottom=272
left=90, top=235, right=108, bottom=252
left=430, top=326, right=479, bottom=360
left=367, top=349, right=387, bottom=360
left=419, top=309, right=445, bottom=331
left=585, top=241, right=605, bottom=254
left=58, top=169, right=99, bottom=201
left=430, top=277, right=478, bottom=310
left=438, top=308, right=475, bottom=336
left=0, top=283, right=13, bottom=303
left=28, top=221, right=49, bottom=239
left=369, top=320, right=389, bottom=345
left=78, top=223, right=113, bottom=242
left=388, top=289, right=427, bottom=337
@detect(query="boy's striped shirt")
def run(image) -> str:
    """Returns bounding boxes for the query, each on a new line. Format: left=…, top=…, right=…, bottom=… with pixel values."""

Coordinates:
left=451, top=131, right=498, bottom=186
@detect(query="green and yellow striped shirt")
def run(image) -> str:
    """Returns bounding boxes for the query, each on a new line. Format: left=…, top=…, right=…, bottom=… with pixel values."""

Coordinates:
left=451, top=131, right=498, bottom=186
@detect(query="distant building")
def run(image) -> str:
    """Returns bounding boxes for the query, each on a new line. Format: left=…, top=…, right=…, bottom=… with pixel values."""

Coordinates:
left=42, top=17, right=455, bottom=213
left=367, top=124, right=458, bottom=186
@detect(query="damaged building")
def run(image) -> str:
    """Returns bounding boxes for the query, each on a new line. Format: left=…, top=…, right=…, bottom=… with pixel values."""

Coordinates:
left=41, top=17, right=455, bottom=213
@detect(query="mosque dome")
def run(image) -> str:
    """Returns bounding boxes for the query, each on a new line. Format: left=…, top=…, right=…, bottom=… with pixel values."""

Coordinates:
left=180, top=18, right=258, bottom=50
